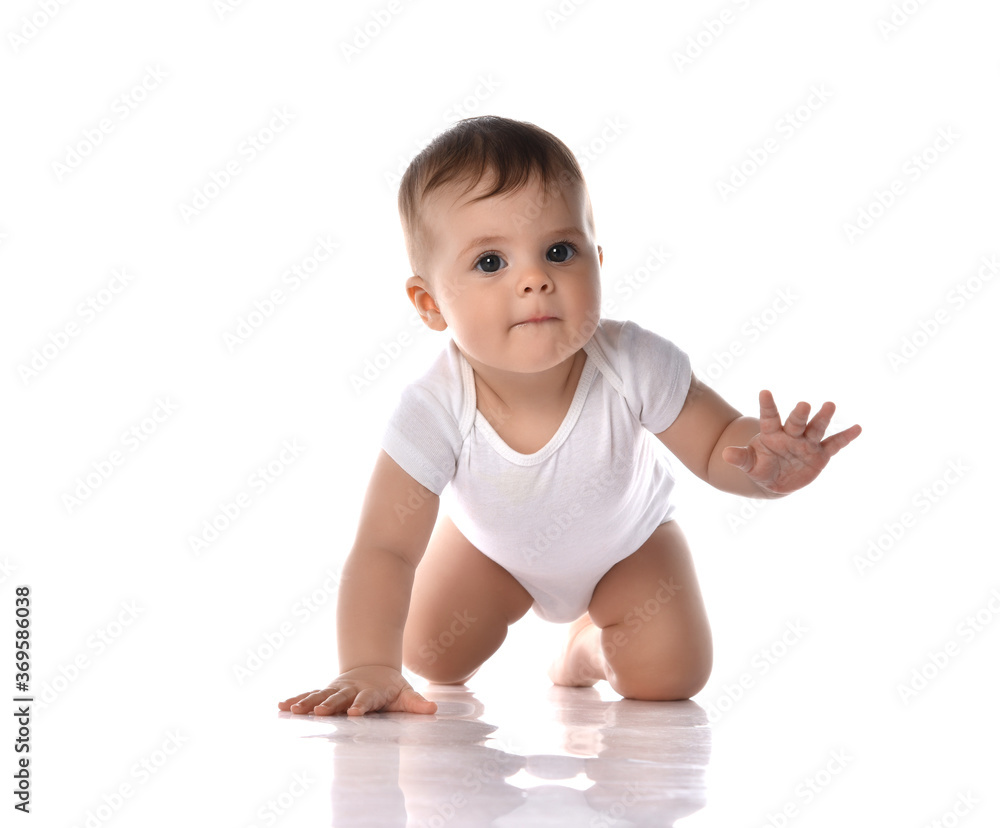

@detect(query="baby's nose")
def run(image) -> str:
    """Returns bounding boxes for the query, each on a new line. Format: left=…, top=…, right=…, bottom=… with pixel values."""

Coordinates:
left=518, top=267, right=553, bottom=293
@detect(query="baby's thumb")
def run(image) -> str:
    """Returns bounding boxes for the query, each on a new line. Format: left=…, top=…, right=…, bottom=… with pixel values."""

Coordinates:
left=401, top=688, right=437, bottom=714
left=722, top=445, right=753, bottom=472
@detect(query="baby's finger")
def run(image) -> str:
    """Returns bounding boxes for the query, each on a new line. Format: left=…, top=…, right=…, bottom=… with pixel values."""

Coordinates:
left=278, top=690, right=315, bottom=711
left=347, top=688, right=383, bottom=716
left=782, top=401, right=810, bottom=437
left=722, top=445, right=754, bottom=472
left=803, top=401, right=836, bottom=442
left=399, top=688, right=438, bottom=715
left=820, top=423, right=862, bottom=457
left=313, top=688, right=357, bottom=716
left=758, top=390, right=782, bottom=434
left=290, top=688, right=344, bottom=714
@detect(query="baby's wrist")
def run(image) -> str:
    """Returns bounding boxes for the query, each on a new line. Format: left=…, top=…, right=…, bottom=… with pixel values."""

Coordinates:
left=754, top=481, right=788, bottom=499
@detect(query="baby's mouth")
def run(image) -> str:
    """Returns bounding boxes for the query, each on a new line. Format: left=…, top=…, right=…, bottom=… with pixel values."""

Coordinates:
left=512, top=315, right=556, bottom=327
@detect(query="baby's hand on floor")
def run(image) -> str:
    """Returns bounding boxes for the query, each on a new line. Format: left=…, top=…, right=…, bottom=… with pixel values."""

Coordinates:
left=278, top=666, right=438, bottom=717
left=722, top=390, right=861, bottom=495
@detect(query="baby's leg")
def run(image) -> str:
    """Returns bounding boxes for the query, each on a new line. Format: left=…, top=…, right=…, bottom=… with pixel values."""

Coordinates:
left=402, top=515, right=534, bottom=685
left=553, top=520, right=712, bottom=700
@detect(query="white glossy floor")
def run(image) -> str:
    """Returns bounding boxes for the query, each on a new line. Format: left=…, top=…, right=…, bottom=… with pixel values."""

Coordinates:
left=260, top=615, right=999, bottom=828
left=280, top=682, right=710, bottom=827
left=27, top=618, right=998, bottom=828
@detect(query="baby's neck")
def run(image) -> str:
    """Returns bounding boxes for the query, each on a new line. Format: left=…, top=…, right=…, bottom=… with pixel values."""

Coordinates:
left=471, top=349, right=587, bottom=421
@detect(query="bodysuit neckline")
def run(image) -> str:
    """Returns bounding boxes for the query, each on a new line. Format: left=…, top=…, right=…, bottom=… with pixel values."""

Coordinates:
left=456, top=346, right=599, bottom=466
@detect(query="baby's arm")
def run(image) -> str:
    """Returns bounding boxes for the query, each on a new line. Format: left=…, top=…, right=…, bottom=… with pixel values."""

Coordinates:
left=656, top=374, right=860, bottom=497
left=278, top=450, right=440, bottom=716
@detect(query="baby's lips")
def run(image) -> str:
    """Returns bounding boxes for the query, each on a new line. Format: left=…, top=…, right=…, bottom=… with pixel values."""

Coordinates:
left=512, top=314, right=557, bottom=326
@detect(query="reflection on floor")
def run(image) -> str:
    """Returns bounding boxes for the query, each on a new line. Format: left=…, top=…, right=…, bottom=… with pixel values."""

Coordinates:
left=279, top=682, right=710, bottom=827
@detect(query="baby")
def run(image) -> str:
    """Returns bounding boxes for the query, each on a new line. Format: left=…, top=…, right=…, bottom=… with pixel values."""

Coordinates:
left=279, top=115, right=860, bottom=717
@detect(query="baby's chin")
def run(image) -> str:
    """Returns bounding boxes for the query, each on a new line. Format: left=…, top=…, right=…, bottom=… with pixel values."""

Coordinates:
left=455, top=328, right=585, bottom=371
left=493, top=351, right=583, bottom=377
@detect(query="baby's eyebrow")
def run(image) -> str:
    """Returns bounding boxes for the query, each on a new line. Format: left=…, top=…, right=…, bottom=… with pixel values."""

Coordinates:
left=459, top=235, right=507, bottom=259
left=458, top=227, right=586, bottom=259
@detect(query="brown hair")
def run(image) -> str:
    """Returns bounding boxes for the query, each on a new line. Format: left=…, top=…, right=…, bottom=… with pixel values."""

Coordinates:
left=397, top=115, right=590, bottom=278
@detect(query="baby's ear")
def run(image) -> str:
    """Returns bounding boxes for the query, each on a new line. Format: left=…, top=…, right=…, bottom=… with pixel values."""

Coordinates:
left=406, top=276, right=447, bottom=332
left=598, top=245, right=603, bottom=267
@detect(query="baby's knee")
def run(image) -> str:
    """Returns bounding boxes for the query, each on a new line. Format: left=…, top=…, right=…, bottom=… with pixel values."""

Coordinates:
left=409, top=662, right=479, bottom=685
left=604, top=638, right=712, bottom=701
left=401, top=623, right=486, bottom=685
left=402, top=643, right=479, bottom=684
left=609, top=661, right=711, bottom=701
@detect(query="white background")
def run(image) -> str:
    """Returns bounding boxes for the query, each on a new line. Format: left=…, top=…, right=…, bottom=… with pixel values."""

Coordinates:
left=3, top=0, right=998, bottom=825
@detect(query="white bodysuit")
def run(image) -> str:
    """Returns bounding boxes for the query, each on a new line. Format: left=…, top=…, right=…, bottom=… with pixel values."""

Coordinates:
left=381, top=318, right=692, bottom=623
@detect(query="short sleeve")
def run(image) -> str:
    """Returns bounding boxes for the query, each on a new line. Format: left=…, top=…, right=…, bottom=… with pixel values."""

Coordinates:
left=618, top=320, right=692, bottom=433
left=380, top=382, right=462, bottom=496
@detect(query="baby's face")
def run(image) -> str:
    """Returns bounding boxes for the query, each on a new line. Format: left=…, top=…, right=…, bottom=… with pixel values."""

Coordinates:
left=411, top=172, right=603, bottom=376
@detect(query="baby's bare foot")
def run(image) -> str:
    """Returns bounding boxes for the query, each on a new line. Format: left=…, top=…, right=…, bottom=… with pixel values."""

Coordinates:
left=547, top=614, right=605, bottom=687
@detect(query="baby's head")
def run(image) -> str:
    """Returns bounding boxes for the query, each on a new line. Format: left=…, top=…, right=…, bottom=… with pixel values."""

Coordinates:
left=397, top=115, right=603, bottom=374
left=398, top=115, right=595, bottom=282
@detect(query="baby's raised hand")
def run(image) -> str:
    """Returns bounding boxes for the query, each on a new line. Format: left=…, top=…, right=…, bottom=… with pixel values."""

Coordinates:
left=278, top=666, right=438, bottom=717
left=722, top=390, right=861, bottom=495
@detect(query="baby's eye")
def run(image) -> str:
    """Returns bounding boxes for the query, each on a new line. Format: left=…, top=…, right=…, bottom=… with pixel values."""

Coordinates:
left=475, top=253, right=505, bottom=274
left=547, top=242, right=576, bottom=263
